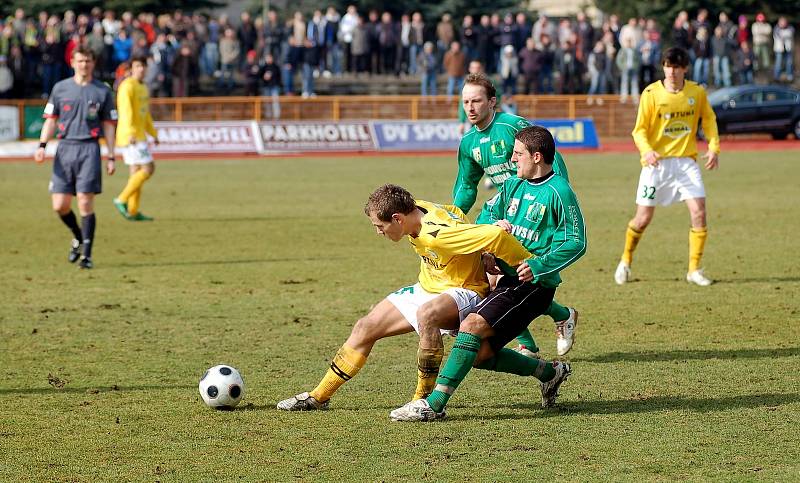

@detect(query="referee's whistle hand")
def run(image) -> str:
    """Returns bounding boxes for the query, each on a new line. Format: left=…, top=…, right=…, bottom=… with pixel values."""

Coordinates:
left=33, top=147, right=45, bottom=164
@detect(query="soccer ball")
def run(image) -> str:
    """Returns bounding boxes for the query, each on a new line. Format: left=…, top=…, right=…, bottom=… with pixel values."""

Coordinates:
left=199, top=364, right=245, bottom=410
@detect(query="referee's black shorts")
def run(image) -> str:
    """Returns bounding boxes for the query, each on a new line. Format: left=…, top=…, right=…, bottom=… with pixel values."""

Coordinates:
left=473, top=275, right=556, bottom=355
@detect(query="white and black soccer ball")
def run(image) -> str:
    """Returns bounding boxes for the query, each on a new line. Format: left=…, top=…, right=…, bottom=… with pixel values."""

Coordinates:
left=199, top=364, right=245, bottom=410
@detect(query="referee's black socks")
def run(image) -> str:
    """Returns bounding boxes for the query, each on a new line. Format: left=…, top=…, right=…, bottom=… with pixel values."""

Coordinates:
left=59, top=211, right=82, bottom=241
left=81, top=213, right=96, bottom=258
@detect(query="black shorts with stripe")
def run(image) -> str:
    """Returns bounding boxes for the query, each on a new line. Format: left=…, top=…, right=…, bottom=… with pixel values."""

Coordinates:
left=474, top=275, right=556, bottom=354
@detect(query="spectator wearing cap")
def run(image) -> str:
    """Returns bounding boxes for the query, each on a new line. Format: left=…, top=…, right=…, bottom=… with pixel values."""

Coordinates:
left=736, top=15, right=750, bottom=48
left=243, top=49, right=260, bottom=95
left=751, top=13, right=772, bottom=72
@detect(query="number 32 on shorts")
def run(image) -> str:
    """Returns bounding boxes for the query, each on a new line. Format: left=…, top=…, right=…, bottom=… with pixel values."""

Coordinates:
left=640, top=185, right=656, bottom=200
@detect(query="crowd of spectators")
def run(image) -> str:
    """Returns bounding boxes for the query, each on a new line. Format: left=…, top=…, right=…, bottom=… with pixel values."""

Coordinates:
left=0, top=6, right=796, bottom=100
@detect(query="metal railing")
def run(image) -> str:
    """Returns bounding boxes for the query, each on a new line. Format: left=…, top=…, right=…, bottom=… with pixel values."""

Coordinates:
left=3, top=94, right=636, bottom=139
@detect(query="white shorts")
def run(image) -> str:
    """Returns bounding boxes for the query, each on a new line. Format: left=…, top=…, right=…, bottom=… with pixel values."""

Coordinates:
left=386, top=283, right=481, bottom=336
left=635, top=157, right=706, bottom=206
left=121, top=142, right=154, bottom=166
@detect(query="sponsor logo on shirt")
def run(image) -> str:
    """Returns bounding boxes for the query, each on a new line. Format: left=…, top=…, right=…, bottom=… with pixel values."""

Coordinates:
left=507, top=198, right=519, bottom=216
left=472, top=147, right=482, bottom=162
left=480, top=136, right=490, bottom=144
left=663, top=121, right=691, bottom=139
left=525, top=203, right=546, bottom=223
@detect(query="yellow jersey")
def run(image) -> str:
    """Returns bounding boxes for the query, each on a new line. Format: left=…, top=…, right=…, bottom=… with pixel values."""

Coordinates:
left=632, top=80, right=720, bottom=167
left=411, top=200, right=531, bottom=297
left=115, top=77, right=157, bottom=147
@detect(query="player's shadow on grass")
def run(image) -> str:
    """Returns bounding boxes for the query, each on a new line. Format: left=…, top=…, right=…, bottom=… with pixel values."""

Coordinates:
left=109, top=257, right=348, bottom=268
left=572, top=347, right=800, bottom=364
left=469, top=392, right=800, bottom=420
left=0, top=384, right=195, bottom=395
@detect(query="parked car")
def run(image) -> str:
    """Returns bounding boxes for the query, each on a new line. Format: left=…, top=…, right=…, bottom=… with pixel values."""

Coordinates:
left=708, top=84, right=800, bottom=139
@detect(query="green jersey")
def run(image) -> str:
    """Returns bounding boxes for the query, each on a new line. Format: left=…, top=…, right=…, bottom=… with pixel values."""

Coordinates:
left=476, top=172, right=587, bottom=288
left=453, top=111, right=570, bottom=214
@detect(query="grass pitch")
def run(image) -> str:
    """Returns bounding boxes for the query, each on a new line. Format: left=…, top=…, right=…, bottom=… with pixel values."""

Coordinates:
left=1, top=150, right=798, bottom=481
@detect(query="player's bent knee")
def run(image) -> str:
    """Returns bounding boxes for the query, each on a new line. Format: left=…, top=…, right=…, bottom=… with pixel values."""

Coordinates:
left=459, top=314, right=486, bottom=335
left=349, top=315, right=384, bottom=343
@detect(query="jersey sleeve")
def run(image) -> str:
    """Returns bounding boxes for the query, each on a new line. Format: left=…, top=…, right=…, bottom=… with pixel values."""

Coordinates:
left=553, top=150, right=570, bottom=182
left=116, top=82, right=133, bottom=128
left=698, top=90, right=720, bottom=154
left=475, top=186, right=507, bottom=225
left=632, top=88, right=655, bottom=158
left=430, top=223, right=531, bottom=267
left=525, top=185, right=587, bottom=283
left=101, top=87, right=118, bottom=123
left=452, top=143, right=484, bottom=214
left=43, top=86, right=60, bottom=119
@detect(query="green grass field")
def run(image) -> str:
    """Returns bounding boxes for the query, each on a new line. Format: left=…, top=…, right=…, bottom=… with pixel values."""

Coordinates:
left=1, top=150, right=798, bottom=481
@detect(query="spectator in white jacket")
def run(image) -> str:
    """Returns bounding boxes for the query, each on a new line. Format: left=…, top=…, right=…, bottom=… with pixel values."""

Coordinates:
left=772, top=17, right=795, bottom=82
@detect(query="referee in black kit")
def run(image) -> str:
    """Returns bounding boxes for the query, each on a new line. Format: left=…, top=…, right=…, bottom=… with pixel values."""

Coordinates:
left=34, top=46, right=117, bottom=269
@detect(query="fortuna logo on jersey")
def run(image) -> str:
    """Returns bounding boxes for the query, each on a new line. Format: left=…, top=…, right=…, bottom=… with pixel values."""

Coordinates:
left=472, top=147, right=482, bottom=162
left=507, top=198, right=519, bottom=216
left=420, top=249, right=446, bottom=269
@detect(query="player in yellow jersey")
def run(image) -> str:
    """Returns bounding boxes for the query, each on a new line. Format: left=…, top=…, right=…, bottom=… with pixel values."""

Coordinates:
left=615, top=47, right=720, bottom=287
left=277, top=184, right=534, bottom=411
left=112, top=55, right=159, bottom=222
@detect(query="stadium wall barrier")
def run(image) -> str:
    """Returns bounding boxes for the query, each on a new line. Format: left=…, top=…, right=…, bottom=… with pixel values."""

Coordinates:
left=371, top=118, right=599, bottom=151
left=153, top=121, right=260, bottom=153
left=0, top=106, right=20, bottom=142
left=2, top=95, right=636, bottom=140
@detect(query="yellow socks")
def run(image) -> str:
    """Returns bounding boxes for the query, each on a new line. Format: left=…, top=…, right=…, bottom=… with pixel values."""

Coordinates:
left=117, top=170, right=151, bottom=205
left=688, top=227, right=708, bottom=272
left=310, top=344, right=367, bottom=403
left=621, top=223, right=645, bottom=265
left=128, top=189, right=141, bottom=215
left=413, top=346, right=444, bottom=400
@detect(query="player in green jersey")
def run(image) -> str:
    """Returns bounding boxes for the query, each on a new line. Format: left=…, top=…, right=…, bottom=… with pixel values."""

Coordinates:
left=454, top=72, right=578, bottom=357
left=391, top=125, right=587, bottom=420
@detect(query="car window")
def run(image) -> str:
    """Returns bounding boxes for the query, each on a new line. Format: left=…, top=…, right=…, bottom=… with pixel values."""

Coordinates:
left=732, top=92, right=759, bottom=105
left=762, top=90, right=796, bottom=103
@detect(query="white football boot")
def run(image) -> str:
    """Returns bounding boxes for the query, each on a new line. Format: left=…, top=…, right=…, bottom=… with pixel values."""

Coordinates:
left=686, top=269, right=713, bottom=286
left=555, top=308, right=579, bottom=356
left=389, top=399, right=445, bottom=422
left=614, top=261, right=631, bottom=285
left=276, top=392, right=329, bottom=411
left=540, top=361, right=572, bottom=408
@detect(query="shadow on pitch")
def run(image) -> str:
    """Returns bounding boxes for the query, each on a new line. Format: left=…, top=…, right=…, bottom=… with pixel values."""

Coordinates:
left=108, top=256, right=348, bottom=268
left=0, top=384, right=195, bottom=395
left=572, top=347, right=800, bottom=364
left=461, top=392, right=800, bottom=421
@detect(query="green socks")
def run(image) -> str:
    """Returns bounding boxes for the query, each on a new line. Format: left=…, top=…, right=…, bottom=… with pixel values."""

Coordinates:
left=427, top=332, right=481, bottom=412
left=476, top=348, right=556, bottom=381
left=514, top=328, right=539, bottom=352
left=547, top=300, right=571, bottom=322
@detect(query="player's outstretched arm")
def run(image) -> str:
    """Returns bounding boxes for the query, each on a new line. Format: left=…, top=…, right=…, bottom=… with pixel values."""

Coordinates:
left=34, top=118, right=56, bottom=164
